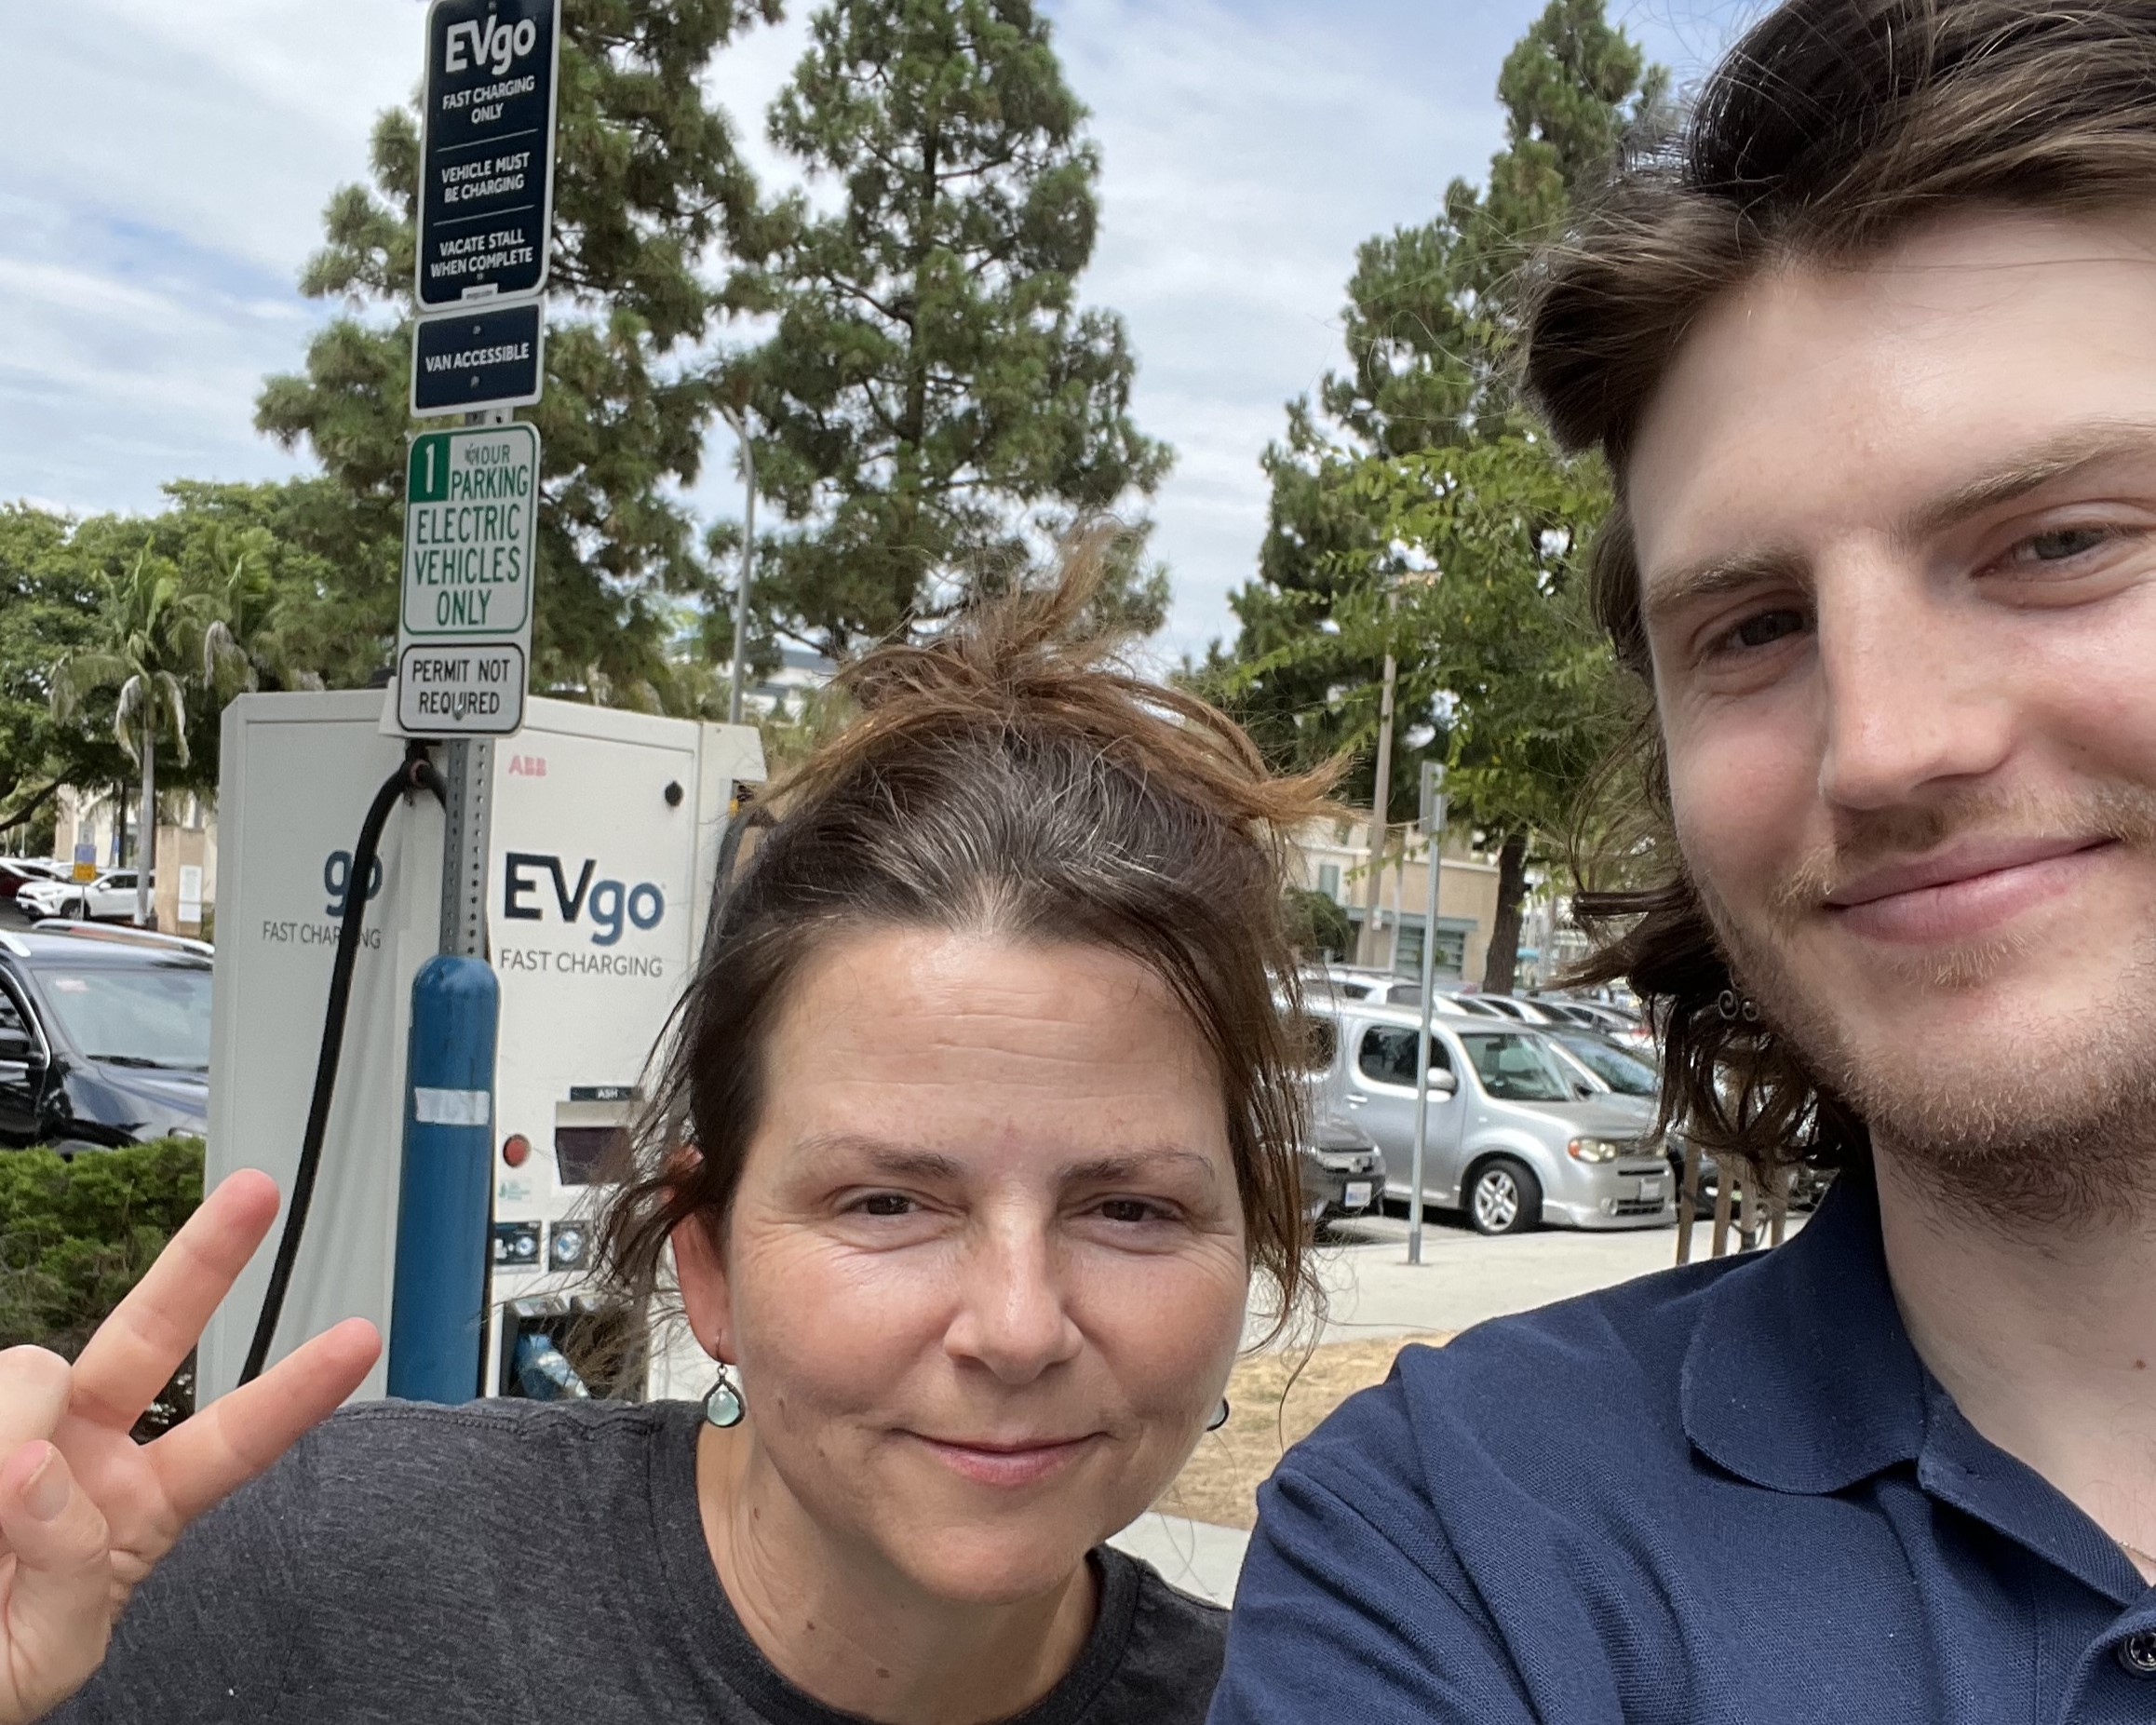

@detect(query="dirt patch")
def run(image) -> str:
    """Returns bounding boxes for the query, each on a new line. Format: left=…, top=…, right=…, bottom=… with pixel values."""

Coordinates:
left=1152, top=1331, right=1454, bottom=1531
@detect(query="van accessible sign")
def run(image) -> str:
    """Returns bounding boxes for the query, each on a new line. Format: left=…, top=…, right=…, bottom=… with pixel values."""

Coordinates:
left=411, top=301, right=544, bottom=417
left=398, top=422, right=538, bottom=736
left=416, top=0, right=560, bottom=311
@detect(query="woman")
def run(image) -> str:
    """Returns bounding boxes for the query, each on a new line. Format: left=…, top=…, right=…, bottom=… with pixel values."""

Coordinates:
left=0, top=555, right=1331, bottom=1725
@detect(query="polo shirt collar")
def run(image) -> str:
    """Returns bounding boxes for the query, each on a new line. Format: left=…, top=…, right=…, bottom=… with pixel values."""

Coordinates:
left=1680, top=1170, right=1928, bottom=1494
left=1680, top=1171, right=2154, bottom=1608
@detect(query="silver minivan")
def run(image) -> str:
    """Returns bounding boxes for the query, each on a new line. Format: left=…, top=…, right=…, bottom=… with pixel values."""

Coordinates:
left=1307, top=1001, right=1674, bottom=1234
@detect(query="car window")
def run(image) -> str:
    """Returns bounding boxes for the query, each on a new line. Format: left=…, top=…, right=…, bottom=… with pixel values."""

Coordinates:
left=34, top=965, right=210, bottom=1071
left=1557, top=1033, right=1657, bottom=1097
left=1460, top=1031, right=1574, bottom=1102
left=0, top=987, right=23, bottom=1037
left=1356, top=1025, right=1453, bottom=1088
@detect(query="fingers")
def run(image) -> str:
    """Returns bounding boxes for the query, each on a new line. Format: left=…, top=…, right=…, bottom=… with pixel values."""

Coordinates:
left=68, top=1170, right=282, bottom=1432
left=0, top=1439, right=115, bottom=1715
left=0, top=1347, right=71, bottom=1458
left=150, top=1318, right=379, bottom=1528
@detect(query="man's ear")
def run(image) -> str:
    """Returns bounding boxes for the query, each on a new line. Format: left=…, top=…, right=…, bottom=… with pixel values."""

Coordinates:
left=669, top=1164, right=734, bottom=1362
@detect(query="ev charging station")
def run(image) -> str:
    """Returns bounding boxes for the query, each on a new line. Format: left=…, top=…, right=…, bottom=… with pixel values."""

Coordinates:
left=200, top=694, right=763, bottom=1404
left=197, top=0, right=767, bottom=1409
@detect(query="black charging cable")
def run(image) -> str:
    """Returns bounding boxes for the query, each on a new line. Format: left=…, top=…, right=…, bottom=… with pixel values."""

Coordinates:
left=239, top=741, right=446, bottom=1386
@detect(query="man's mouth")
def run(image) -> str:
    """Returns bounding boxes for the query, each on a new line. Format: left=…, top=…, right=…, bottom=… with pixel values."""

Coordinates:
left=1821, top=835, right=2117, bottom=942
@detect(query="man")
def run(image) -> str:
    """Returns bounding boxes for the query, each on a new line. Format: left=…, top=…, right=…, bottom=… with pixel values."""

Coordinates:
left=1210, top=2, right=2156, bottom=1719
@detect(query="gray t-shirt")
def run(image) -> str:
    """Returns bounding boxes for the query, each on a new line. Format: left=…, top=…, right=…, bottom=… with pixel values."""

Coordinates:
left=56, top=1398, right=1226, bottom=1723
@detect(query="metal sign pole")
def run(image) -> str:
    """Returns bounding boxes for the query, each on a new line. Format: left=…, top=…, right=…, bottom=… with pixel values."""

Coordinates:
left=1408, top=761, right=1447, bottom=1267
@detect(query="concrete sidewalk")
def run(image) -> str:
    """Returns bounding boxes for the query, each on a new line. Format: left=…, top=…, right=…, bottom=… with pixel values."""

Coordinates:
left=1152, top=1213, right=1724, bottom=1603
left=1249, top=1212, right=1692, bottom=1347
left=1108, top=1511, right=1252, bottom=1607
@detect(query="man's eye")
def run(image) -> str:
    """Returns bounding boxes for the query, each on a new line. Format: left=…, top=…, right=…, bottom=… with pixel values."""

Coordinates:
left=2015, top=527, right=2112, bottom=563
left=856, top=1193, right=914, bottom=1217
left=1097, top=1198, right=1164, bottom=1225
left=1717, top=608, right=1807, bottom=654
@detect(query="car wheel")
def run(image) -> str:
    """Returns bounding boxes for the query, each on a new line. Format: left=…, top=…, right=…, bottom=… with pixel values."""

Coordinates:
left=1468, top=1157, right=1542, bottom=1236
left=66, top=897, right=87, bottom=920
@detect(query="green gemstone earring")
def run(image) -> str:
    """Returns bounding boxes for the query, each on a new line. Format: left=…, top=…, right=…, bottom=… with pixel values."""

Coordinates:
left=703, top=1364, right=745, bottom=1429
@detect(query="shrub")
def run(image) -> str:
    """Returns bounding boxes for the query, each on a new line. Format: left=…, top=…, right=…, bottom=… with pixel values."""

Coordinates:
left=0, top=1137, right=206, bottom=1433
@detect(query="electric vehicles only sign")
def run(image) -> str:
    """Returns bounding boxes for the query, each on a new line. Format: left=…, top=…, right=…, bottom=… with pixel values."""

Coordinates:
left=398, top=422, right=537, bottom=736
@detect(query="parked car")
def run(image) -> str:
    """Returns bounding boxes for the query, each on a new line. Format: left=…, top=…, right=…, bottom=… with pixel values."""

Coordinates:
left=0, top=926, right=209, bottom=1149
left=0, top=858, right=65, bottom=913
left=1288, top=1011, right=1388, bottom=1225
left=1305, top=1000, right=1672, bottom=1235
left=1543, top=1028, right=1659, bottom=1100
left=1299, top=1117, right=1387, bottom=1225
left=19, top=869, right=150, bottom=923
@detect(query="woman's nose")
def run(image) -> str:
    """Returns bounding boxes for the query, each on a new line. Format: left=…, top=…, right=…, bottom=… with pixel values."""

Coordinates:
left=942, top=1224, right=1085, bottom=1385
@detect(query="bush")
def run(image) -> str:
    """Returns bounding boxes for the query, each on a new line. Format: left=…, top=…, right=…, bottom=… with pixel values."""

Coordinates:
left=0, top=1138, right=206, bottom=1433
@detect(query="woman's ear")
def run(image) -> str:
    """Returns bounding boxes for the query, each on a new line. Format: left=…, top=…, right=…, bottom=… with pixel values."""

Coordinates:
left=668, top=1156, right=734, bottom=1361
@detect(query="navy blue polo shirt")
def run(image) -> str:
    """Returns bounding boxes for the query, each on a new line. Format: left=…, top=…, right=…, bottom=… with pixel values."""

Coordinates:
left=1210, top=1178, right=2156, bottom=1723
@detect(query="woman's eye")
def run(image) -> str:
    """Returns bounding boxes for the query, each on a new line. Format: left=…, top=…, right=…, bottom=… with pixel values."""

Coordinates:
left=1097, top=1198, right=1165, bottom=1225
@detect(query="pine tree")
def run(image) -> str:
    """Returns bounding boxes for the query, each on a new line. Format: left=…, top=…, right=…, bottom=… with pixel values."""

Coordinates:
left=1213, top=0, right=1664, bottom=807
left=255, top=0, right=781, bottom=706
left=729, top=0, right=1170, bottom=656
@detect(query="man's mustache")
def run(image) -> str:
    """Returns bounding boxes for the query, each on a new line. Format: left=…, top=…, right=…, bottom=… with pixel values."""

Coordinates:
left=1763, top=784, right=2156, bottom=928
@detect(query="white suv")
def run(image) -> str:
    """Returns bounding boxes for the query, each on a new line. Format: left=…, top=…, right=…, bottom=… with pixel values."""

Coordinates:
left=20, top=869, right=148, bottom=923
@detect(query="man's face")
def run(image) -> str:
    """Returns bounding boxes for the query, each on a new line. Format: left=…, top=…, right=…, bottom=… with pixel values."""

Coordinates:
left=1629, top=211, right=2156, bottom=1213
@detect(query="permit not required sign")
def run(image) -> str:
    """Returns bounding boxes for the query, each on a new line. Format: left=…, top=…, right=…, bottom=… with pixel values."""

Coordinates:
left=416, top=0, right=560, bottom=311
left=398, top=421, right=538, bottom=736
left=398, top=641, right=526, bottom=734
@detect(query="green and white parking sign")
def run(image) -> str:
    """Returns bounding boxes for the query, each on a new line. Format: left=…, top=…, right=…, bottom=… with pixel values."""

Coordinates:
left=401, top=422, right=538, bottom=638
left=398, top=421, right=538, bottom=737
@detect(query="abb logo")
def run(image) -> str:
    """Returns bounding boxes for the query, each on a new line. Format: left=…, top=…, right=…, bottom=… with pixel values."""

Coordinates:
left=506, top=755, right=546, bottom=777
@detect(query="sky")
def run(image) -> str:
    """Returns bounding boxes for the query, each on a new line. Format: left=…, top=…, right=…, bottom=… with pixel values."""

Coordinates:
left=0, top=0, right=1765, bottom=668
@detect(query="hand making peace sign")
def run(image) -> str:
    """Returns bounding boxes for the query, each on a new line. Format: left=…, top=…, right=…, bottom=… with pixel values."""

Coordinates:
left=0, top=1170, right=378, bottom=1723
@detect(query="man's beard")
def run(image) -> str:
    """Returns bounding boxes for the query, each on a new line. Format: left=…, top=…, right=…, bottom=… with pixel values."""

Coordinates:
left=1691, top=785, right=2156, bottom=1231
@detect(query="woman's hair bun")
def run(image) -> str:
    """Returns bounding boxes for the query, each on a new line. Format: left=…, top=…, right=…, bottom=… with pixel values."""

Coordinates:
left=769, top=527, right=1340, bottom=838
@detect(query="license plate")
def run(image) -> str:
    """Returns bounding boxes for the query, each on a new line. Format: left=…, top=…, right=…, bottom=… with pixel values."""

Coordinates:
left=1342, top=1181, right=1373, bottom=1210
left=1639, top=1179, right=1664, bottom=1200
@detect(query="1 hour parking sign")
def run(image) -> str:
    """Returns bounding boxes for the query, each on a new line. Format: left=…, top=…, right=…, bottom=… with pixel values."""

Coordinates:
left=398, top=422, right=538, bottom=736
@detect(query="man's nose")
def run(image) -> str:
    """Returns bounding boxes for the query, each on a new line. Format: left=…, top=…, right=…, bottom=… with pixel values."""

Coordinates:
left=1813, top=553, right=2014, bottom=812
left=942, top=1220, right=1084, bottom=1385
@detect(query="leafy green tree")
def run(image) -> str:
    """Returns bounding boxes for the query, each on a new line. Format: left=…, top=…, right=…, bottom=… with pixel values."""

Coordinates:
left=48, top=554, right=221, bottom=923
left=1211, top=0, right=1664, bottom=811
left=1343, top=438, right=1627, bottom=992
left=729, top=0, right=1171, bottom=656
left=256, top=0, right=784, bottom=707
left=0, top=507, right=124, bottom=839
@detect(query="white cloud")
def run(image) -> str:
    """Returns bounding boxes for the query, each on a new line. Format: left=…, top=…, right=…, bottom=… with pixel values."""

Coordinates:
left=0, top=0, right=1740, bottom=648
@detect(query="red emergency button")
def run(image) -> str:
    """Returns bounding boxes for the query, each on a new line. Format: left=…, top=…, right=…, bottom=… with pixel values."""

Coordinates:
left=502, top=1133, right=532, bottom=1168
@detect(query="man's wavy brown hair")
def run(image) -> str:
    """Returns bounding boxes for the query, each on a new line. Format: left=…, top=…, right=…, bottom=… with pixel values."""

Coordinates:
left=1523, top=0, right=2156, bottom=1177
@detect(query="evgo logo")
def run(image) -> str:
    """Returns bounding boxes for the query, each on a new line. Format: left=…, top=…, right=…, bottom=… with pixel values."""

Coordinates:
left=503, top=853, right=664, bottom=947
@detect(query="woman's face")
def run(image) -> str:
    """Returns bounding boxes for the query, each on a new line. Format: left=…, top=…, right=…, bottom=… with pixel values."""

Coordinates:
left=674, top=926, right=1250, bottom=1606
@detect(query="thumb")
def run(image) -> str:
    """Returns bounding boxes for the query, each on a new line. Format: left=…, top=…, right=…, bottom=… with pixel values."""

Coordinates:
left=0, top=1440, right=115, bottom=1719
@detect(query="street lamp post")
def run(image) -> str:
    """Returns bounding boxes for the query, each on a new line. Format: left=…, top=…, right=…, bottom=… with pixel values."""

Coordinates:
left=717, top=405, right=757, bottom=726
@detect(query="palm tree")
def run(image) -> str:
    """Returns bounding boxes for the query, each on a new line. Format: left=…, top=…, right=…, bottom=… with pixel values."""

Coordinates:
left=49, top=553, right=205, bottom=927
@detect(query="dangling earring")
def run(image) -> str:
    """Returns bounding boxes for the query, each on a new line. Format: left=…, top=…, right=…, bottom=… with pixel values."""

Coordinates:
left=1206, top=1398, right=1231, bottom=1432
left=1716, top=989, right=1762, bottom=1026
left=703, top=1363, right=745, bottom=1429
